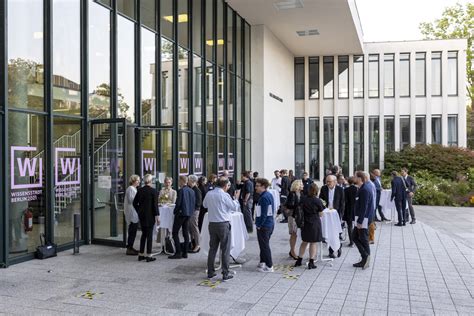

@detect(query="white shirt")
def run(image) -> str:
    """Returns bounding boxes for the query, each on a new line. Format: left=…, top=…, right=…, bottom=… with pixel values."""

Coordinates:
left=203, top=187, right=240, bottom=223
left=124, top=186, right=139, bottom=224
left=328, top=187, right=335, bottom=209
left=271, top=177, right=281, bottom=192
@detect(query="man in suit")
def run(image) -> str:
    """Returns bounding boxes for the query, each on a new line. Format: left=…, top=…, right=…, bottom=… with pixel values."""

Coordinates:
left=343, top=176, right=358, bottom=248
left=279, top=169, right=291, bottom=223
left=352, top=171, right=375, bottom=269
left=169, top=175, right=196, bottom=259
left=302, top=171, right=313, bottom=196
left=401, top=168, right=417, bottom=224
left=319, top=174, right=345, bottom=258
left=391, top=171, right=407, bottom=226
left=372, top=169, right=388, bottom=221
left=133, top=174, right=159, bottom=262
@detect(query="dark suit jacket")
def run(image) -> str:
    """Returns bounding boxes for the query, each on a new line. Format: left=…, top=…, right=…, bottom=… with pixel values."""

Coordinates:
left=343, top=185, right=358, bottom=222
left=391, top=177, right=406, bottom=201
left=319, top=185, right=345, bottom=219
left=280, top=176, right=291, bottom=197
left=285, top=191, right=301, bottom=215
left=302, top=178, right=313, bottom=196
left=174, top=186, right=196, bottom=217
left=192, top=186, right=202, bottom=211
left=133, top=185, right=159, bottom=227
left=403, top=175, right=417, bottom=193
left=354, top=182, right=375, bottom=225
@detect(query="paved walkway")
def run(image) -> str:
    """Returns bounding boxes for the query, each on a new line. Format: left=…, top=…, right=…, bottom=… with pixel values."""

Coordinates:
left=0, top=215, right=473, bottom=315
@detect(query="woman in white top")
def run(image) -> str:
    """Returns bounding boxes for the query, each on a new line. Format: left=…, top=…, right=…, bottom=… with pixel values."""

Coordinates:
left=159, top=177, right=177, bottom=204
left=124, top=174, right=140, bottom=255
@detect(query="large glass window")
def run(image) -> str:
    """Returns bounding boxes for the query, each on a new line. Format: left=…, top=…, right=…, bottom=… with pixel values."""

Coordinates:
left=140, top=0, right=156, bottom=31
left=141, top=28, right=156, bottom=126
left=8, top=0, right=44, bottom=111
left=88, top=1, right=110, bottom=118
left=117, top=16, right=135, bottom=123
left=400, top=116, right=411, bottom=149
left=244, top=23, right=251, bottom=81
left=236, top=16, right=242, bottom=77
left=431, top=116, right=442, bottom=144
left=323, top=57, right=334, bottom=99
left=368, top=54, right=379, bottom=98
left=353, top=55, right=364, bottom=98
left=294, top=57, right=305, bottom=100
left=161, top=0, right=174, bottom=40
left=53, top=0, right=81, bottom=116
left=179, top=132, right=190, bottom=175
left=416, top=116, right=426, bottom=144
left=117, top=0, right=135, bottom=19
left=338, top=56, right=349, bottom=99
left=193, top=55, right=202, bottom=132
left=228, top=73, right=235, bottom=137
left=309, top=118, right=319, bottom=180
left=217, top=68, right=225, bottom=135
left=161, top=38, right=174, bottom=126
left=384, top=117, right=395, bottom=152
left=353, top=117, right=364, bottom=171
left=309, top=57, right=319, bottom=99
left=236, top=79, right=242, bottom=137
left=369, top=117, right=379, bottom=171
left=205, top=0, right=215, bottom=61
left=8, top=112, right=46, bottom=258
left=448, top=51, right=458, bottom=96
left=193, top=134, right=203, bottom=175
left=193, top=0, right=202, bottom=55
left=216, top=0, right=224, bottom=66
left=431, top=52, right=442, bottom=96
left=416, top=52, right=426, bottom=96
left=206, top=62, right=215, bottom=134
left=384, top=54, right=394, bottom=97
left=227, top=8, right=234, bottom=72
left=399, top=53, right=410, bottom=97
left=338, top=117, right=349, bottom=176
left=177, top=0, right=189, bottom=48
left=448, top=115, right=458, bottom=146
left=295, top=118, right=305, bottom=179
left=207, top=136, right=216, bottom=175
left=53, top=117, right=82, bottom=246
left=178, top=47, right=189, bottom=130
left=323, top=117, right=334, bottom=170
left=160, top=130, right=173, bottom=178
left=244, top=81, right=250, bottom=139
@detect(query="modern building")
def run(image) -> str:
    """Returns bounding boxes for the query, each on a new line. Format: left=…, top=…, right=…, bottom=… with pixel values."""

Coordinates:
left=0, top=0, right=466, bottom=267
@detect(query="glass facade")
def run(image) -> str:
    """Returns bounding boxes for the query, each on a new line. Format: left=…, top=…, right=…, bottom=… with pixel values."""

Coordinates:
left=295, top=118, right=305, bottom=179
left=368, top=54, right=379, bottom=98
left=416, top=116, right=426, bottom=144
left=369, top=117, right=379, bottom=171
left=416, top=52, right=426, bottom=96
left=309, top=57, right=319, bottom=99
left=1, top=0, right=250, bottom=266
left=323, top=117, right=334, bottom=170
left=447, top=51, right=458, bottom=96
left=309, top=118, right=319, bottom=180
left=448, top=115, right=458, bottom=146
left=338, top=117, right=349, bottom=176
left=432, top=116, right=442, bottom=144
left=294, top=57, right=305, bottom=100
left=353, top=55, right=364, bottom=98
left=399, top=53, right=410, bottom=97
left=353, top=117, right=364, bottom=171
left=323, top=57, right=334, bottom=99
left=400, top=116, right=411, bottom=149
left=385, top=117, right=395, bottom=152
left=338, top=56, right=349, bottom=99
left=431, top=52, right=441, bottom=96
left=384, top=54, right=394, bottom=97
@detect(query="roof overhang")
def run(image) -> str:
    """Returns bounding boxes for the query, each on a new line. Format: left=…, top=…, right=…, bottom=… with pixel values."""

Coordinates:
left=226, top=0, right=364, bottom=56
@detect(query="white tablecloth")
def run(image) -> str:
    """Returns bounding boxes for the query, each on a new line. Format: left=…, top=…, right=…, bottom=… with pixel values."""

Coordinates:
left=159, top=205, right=175, bottom=230
left=201, top=212, right=249, bottom=258
left=379, top=190, right=395, bottom=220
left=321, top=208, right=342, bottom=251
left=268, top=189, right=280, bottom=215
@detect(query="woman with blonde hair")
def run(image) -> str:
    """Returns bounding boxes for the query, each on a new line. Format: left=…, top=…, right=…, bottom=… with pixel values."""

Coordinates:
left=285, top=179, right=303, bottom=260
left=124, top=174, right=140, bottom=255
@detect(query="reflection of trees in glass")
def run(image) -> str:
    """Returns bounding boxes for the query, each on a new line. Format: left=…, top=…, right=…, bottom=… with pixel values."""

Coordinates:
left=8, top=58, right=44, bottom=109
left=89, top=83, right=130, bottom=120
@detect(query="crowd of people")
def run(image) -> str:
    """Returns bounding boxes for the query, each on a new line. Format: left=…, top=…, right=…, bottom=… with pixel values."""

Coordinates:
left=123, top=165, right=417, bottom=280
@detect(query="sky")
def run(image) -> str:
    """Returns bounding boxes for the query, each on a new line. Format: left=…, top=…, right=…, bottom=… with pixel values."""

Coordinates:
left=356, top=0, right=472, bottom=42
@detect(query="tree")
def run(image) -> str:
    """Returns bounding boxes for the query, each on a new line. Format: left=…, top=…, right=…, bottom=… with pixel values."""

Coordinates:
left=419, top=3, right=474, bottom=148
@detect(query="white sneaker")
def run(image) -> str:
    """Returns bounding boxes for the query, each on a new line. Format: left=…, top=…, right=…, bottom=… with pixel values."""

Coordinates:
left=257, top=265, right=274, bottom=273
left=257, top=262, right=265, bottom=268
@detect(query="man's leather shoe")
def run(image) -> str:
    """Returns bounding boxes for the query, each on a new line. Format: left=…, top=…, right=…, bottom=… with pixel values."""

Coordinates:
left=394, top=223, right=403, bottom=227
left=410, top=220, right=416, bottom=224
left=374, top=218, right=381, bottom=222
left=138, top=255, right=146, bottom=261
left=337, top=248, right=342, bottom=258
left=126, top=248, right=139, bottom=256
left=145, top=256, right=156, bottom=262
left=181, top=253, right=188, bottom=259
left=168, top=254, right=182, bottom=259
left=402, top=222, right=406, bottom=226
left=363, top=256, right=370, bottom=269
left=207, top=272, right=217, bottom=279
left=353, top=261, right=364, bottom=267
left=329, top=253, right=336, bottom=259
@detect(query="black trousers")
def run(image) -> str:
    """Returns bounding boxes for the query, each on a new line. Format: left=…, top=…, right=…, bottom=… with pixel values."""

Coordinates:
left=139, top=225, right=153, bottom=255
left=346, top=220, right=354, bottom=245
left=376, top=190, right=385, bottom=220
left=172, top=215, right=190, bottom=255
left=394, top=197, right=406, bottom=224
left=127, top=222, right=138, bottom=249
left=257, top=226, right=274, bottom=268
left=241, top=200, right=254, bottom=232
left=198, top=208, right=208, bottom=233
left=352, top=227, right=370, bottom=260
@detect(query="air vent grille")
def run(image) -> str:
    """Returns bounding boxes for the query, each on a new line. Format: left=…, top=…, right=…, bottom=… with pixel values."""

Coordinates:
left=296, top=29, right=320, bottom=37
left=274, top=0, right=304, bottom=11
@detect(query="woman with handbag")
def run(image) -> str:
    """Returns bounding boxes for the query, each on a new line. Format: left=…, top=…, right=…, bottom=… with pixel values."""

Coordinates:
left=294, top=183, right=324, bottom=269
left=285, top=179, right=303, bottom=260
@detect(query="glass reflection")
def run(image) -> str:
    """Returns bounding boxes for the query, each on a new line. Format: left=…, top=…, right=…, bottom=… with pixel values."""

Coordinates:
left=141, top=0, right=156, bottom=31
left=89, top=0, right=110, bottom=118
left=193, top=0, right=202, bottom=55
left=217, top=68, right=225, bottom=135
left=245, top=81, right=250, bottom=138
left=161, top=0, right=174, bottom=40
left=236, top=16, right=242, bottom=76
left=217, top=0, right=224, bottom=66
left=117, top=16, right=135, bottom=123
left=244, top=23, right=250, bottom=80
left=323, top=57, right=334, bottom=99
left=178, top=0, right=189, bottom=48
left=53, top=0, right=81, bottom=116
left=323, top=118, right=334, bottom=170
left=228, top=73, right=235, bottom=136
left=354, top=117, right=364, bottom=171
left=178, top=47, right=189, bottom=130
left=205, top=0, right=214, bottom=60
left=141, top=28, right=156, bottom=125
left=160, top=130, right=173, bottom=178
left=8, top=0, right=44, bottom=111
left=338, top=117, right=349, bottom=176
left=236, top=79, right=242, bottom=137
left=227, top=8, right=234, bottom=72
left=193, top=54, right=202, bottom=132
left=369, top=117, right=379, bottom=171
left=117, top=0, right=135, bottom=19
left=161, top=38, right=174, bottom=126
left=206, top=62, right=215, bottom=134
left=207, top=136, right=216, bottom=175
left=179, top=132, right=190, bottom=176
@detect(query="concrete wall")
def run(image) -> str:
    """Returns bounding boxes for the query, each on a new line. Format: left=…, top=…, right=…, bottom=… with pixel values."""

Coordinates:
left=251, top=25, right=295, bottom=179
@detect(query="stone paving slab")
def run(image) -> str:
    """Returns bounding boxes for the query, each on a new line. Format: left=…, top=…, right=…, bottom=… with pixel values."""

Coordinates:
left=0, top=212, right=473, bottom=315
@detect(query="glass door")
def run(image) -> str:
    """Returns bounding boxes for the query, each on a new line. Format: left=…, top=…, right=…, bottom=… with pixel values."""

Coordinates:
left=90, top=119, right=127, bottom=246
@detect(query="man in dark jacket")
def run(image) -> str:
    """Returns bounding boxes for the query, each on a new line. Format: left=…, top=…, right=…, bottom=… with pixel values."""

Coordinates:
left=133, top=174, right=159, bottom=262
left=391, top=171, right=407, bottom=226
left=239, top=171, right=254, bottom=233
left=352, top=171, right=375, bottom=269
left=169, top=175, right=196, bottom=259
left=401, top=168, right=417, bottom=224
left=188, top=175, right=202, bottom=253
left=279, top=169, right=291, bottom=223
left=302, top=171, right=313, bottom=196
left=343, top=177, right=358, bottom=247
left=319, top=174, right=345, bottom=258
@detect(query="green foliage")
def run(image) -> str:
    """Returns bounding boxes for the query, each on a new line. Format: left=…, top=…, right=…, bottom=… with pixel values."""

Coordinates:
left=383, top=145, right=474, bottom=181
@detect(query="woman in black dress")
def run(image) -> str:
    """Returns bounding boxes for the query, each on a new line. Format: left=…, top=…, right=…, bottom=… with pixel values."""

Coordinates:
left=294, top=183, right=324, bottom=269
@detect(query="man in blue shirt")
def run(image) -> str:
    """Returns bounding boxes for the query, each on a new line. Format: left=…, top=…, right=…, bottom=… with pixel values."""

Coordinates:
left=255, top=178, right=275, bottom=273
